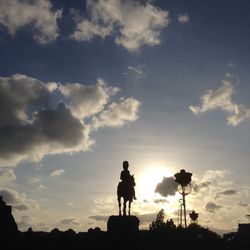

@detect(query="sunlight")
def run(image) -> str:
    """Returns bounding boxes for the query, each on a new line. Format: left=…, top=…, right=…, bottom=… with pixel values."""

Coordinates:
left=137, top=163, right=173, bottom=201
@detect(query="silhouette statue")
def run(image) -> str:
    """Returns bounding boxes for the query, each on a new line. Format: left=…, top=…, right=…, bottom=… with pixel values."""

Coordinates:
left=0, top=196, right=18, bottom=235
left=117, top=161, right=136, bottom=216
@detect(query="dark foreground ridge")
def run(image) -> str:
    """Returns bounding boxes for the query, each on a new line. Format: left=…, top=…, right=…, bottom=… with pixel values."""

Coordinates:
left=2, top=222, right=250, bottom=250
left=1, top=211, right=250, bottom=250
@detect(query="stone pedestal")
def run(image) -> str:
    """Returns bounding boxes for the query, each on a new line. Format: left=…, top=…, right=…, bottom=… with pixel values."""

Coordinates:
left=107, top=215, right=140, bottom=234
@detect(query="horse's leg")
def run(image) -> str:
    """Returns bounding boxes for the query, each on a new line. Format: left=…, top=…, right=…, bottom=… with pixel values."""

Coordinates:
left=128, top=200, right=131, bottom=216
left=123, top=199, right=126, bottom=216
left=118, top=196, right=121, bottom=216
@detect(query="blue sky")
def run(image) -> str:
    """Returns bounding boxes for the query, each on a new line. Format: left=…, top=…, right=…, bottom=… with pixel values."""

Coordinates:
left=0, top=0, right=250, bottom=233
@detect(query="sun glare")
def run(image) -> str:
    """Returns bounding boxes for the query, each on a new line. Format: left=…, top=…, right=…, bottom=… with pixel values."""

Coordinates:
left=137, top=164, right=173, bottom=201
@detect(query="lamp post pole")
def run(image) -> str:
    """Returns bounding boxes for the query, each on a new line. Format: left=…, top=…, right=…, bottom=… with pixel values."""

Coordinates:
left=182, top=186, right=187, bottom=228
left=174, top=169, right=192, bottom=228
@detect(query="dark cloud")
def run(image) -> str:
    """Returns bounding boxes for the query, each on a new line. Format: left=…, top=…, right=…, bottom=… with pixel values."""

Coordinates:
left=0, top=188, right=39, bottom=211
left=155, top=177, right=178, bottom=197
left=153, top=199, right=168, bottom=204
left=220, top=189, right=237, bottom=195
left=192, top=181, right=211, bottom=193
left=238, top=202, right=248, bottom=207
left=89, top=215, right=109, bottom=222
left=0, top=101, right=86, bottom=166
left=33, top=101, right=84, bottom=147
left=0, top=74, right=50, bottom=126
left=214, top=189, right=237, bottom=199
left=205, top=202, right=222, bottom=213
left=0, top=74, right=140, bottom=167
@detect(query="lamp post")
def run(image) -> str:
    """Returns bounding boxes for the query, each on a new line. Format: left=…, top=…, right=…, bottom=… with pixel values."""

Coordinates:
left=174, top=169, right=192, bottom=228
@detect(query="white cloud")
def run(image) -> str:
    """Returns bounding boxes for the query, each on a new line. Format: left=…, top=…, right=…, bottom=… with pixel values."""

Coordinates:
left=0, top=168, right=16, bottom=185
left=72, top=19, right=112, bottom=41
left=68, top=202, right=75, bottom=207
left=127, top=65, right=146, bottom=76
left=37, top=184, right=48, bottom=191
left=189, top=74, right=250, bottom=126
left=28, top=176, right=41, bottom=184
left=50, top=169, right=65, bottom=177
left=0, top=74, right=140, bottom=167
left=177, top=14, right=189, bottom=23
left=71, top=0, right=169, bottom=52
left=0, top=0, right=61, bottom=44
left=17, top=215, right=49, bottom=232
left=202, top=170, right=230, bottom=181
left=92, top=97, right=140, bottom=128
left=58, top=78, right=119, bottom=119
left=185, top=169, right=250, bottom=232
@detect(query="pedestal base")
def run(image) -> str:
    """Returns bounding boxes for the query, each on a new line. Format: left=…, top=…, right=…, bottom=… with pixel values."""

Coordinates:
left=107, top=215, right=140, bottom=234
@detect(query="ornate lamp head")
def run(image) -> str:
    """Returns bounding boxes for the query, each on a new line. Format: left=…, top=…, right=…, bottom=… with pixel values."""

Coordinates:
left=189, top=210, right=199, bottom=221
left=174, top=169, right=192, bottom=187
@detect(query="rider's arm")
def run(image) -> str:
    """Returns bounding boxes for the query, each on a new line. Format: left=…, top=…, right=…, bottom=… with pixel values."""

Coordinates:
left=120, top=171, right=124, bottom=180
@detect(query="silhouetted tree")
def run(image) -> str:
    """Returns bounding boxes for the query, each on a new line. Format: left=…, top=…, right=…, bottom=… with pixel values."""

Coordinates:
left=88, top=228, right=94, bottom=233
left=149, top=209, right=165, bottom=230
left=51, top=228, right=61, bottom=234
left=94, top=227, right=101, bottom=233
left=165, top=218, right=176, bottom=230
left=64, top=228, right=76, bottom=237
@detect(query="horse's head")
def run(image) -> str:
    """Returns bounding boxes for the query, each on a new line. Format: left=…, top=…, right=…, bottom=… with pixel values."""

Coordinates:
left=130, top=174, right=136, bottom=186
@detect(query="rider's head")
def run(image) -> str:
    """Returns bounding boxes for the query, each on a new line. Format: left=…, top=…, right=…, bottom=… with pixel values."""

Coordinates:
left=123, top=161, right=129, bottom=170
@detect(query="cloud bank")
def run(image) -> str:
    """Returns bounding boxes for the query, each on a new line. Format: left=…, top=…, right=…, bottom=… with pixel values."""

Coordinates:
left=0, top=0, right=170, bottom=51
left=0, top=74, right=140, bottom=167
left=71, top=0, right=169, bottom=52
left=189, top=74, right=250, bottom=126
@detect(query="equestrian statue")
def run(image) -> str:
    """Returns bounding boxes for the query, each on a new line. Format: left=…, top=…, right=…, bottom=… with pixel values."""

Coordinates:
left=117, top=161, right=136, bottom=216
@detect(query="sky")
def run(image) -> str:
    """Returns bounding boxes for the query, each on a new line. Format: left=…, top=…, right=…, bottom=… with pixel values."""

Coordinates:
left=0, top=0, right=250, bottom=234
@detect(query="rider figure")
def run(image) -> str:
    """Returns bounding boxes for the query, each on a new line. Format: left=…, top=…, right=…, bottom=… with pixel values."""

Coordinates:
left=120, top=160, right=136, bottom=200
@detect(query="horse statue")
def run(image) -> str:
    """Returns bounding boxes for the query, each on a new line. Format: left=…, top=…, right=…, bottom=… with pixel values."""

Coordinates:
left=117, top=175, right=135, bottom=216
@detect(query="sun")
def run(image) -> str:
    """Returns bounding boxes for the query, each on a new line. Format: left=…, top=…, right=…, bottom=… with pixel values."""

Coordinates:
left=136, top=164, right=173, bottom=201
